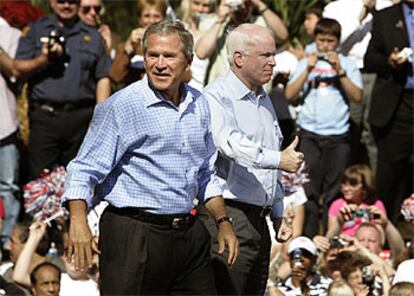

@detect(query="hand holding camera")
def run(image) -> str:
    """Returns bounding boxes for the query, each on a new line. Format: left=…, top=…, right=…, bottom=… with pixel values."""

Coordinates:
left=40, top=29, right=65, bottom=60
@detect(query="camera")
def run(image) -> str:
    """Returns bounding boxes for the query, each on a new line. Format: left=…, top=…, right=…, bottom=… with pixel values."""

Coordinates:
left=226, top=0, right=242, bottom=11
left=362, top=266, right=375, bottom=289
left=48, top=29, right=66, bottom=53
left=330, top=236, right=345, bottom=249
left=352, top=208, right=371, bottom=221
left=316, top=52, right=329, bottom=61
left=291, top=249, right=303, bottom=268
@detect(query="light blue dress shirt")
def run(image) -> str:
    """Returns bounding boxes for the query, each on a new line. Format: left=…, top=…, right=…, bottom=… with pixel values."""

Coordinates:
left=62, top=76, right=222, bottom=215
left=204, top=71, right=284, bottom=218
left=289, top=54, right=363, bottom=136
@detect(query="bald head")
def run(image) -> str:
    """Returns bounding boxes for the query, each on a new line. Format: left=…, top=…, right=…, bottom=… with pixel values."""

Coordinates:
left=226, top=23, right=275, bottom=66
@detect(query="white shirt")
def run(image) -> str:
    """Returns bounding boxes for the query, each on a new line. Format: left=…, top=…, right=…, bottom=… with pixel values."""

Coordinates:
left=0, top=20, right=20, bottom=140
left=323, top=0, right=394, bottom=69
left=204, top=70, right=284, bottom=218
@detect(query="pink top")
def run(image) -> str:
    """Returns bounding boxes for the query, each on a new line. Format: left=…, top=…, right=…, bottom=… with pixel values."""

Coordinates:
left=328, top=198, right=386, bottom=237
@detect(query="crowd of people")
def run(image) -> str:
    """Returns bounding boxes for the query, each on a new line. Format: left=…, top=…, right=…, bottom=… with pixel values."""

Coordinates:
left=0, top=0, right=413, bottom=295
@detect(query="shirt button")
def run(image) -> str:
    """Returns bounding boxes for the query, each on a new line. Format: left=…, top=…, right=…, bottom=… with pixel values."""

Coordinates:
left=182, top=142, right=186, bottom=147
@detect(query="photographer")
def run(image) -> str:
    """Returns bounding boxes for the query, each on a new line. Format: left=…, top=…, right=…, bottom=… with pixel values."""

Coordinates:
left=195, top=0, right=288, bottom=85
left=285, top=18, right=363, bottom=237
left=340, top=251, right=390, bottom=296
left=274, top=236, right=332, bottom=296
left=13, top=0, right=111, bottom=180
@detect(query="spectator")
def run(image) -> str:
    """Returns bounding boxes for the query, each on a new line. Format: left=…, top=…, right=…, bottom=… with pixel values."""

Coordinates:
left=78, top=0, right=112, bottom=53
left=109, top=0, right=166, bottom=88
left=178, top=0, right=217, bottom=90
left=285, top=18, right=363, bottom=237
left=0, top=17, right=21, bottom=248
left=303, top=5, right=323, bottom=54
left=8, top=222, right=63, bottom=289
left=326, top=164, right=386, bottom=238
left=30, top=262, right=61, bottom=296
left=340, top=251, right=391, bottom=296
left=390, top=282, right=414, bottom=296
left=323, top=0, right=396, bottom=170
left=195, top=0, right=288, bottom=85
left=364, top=0, right=414, bottom=224
left=274, top=236, right=332, bottom=296
left=327, top=278, right=355, bottom=296
left=13, top=0, right=112, bottom=180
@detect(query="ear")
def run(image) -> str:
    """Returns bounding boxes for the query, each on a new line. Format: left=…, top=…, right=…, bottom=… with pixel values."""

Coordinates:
left=233, top=51, right=244, bottom=68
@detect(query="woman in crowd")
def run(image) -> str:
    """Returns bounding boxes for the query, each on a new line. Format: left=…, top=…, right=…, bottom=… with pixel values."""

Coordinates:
left=109, top=0, right=166, bottom=88
left=177, top=0, right=217, bottom=90
left=326, top=164, right=387, bottom=239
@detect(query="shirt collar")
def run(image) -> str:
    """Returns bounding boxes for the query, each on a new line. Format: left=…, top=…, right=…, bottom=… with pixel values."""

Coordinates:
left=227, top=70, right=267, bottom=101
left=141, top=75, right=194, bottom=108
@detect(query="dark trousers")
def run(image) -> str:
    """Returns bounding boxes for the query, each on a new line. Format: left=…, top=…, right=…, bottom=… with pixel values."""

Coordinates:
left=28, top=104, right=93, bottom=179
left=373, top=90, right=413, bottom=223
left=198, top=202, right=271, bottom=296
left=299, top=129, right=350, bottom=237
left=99, top=206, right=216, bottom=295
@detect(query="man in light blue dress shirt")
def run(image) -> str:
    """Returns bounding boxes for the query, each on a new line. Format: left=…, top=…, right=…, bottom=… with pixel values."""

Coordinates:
left=62, top=20, right=238, bottom=295
left=200, top=23, right=304, bottom=295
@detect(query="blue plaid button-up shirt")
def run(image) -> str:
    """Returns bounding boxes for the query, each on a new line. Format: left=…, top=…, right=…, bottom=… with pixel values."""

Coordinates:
left=62, top=76, right=222, bottom=214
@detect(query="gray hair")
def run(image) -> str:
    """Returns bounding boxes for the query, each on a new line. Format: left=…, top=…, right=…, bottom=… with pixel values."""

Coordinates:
left=226, top=23, right=274, bottom=65
left=142, top=20, right=194, bottom=59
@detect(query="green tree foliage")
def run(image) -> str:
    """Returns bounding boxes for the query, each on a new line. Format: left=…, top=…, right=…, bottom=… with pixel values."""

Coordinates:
left=271, top=0, right=332, bottom=44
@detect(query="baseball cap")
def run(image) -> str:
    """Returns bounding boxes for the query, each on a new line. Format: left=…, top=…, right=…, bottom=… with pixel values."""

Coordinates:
left=288, top=236, right=317, bottom=256
left=393, top=259, right=414, bottom=284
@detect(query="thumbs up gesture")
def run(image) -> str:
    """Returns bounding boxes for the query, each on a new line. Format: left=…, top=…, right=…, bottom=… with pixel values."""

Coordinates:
left=279, top=136, right=304, bottom=173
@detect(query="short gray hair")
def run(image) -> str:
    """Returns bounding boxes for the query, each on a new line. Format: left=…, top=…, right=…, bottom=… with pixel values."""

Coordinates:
left=226, top=24, right=274, bottom=65
left=142, top=20, right=194, bottom=59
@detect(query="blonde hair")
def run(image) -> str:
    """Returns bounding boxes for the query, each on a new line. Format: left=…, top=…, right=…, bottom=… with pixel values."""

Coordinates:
left=327, top=278, right=355, bottom=296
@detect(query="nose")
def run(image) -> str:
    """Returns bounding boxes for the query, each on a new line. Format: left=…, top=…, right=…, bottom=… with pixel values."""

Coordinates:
left=155, top=56, right=166, bottom=69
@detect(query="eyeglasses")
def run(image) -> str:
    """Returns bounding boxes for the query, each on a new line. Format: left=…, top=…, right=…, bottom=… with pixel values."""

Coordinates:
left=56, top=0, right=79, bottom=4
left=81, top=5, right=102, bottom=14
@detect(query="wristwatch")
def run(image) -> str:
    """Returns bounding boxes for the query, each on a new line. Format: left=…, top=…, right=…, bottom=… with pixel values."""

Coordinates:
left=217, top=216, right=233, bottom=226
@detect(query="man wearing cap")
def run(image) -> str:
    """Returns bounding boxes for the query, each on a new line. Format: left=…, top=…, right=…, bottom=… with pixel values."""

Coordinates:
left=13, top=0, right=111, bottom=179
left=275, top=236, right=332, bottom=296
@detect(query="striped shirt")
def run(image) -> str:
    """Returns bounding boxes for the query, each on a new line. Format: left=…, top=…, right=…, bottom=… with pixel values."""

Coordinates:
left=276, top=272, right=332, bottom=296
left=62, top=76, right=222, bottom=214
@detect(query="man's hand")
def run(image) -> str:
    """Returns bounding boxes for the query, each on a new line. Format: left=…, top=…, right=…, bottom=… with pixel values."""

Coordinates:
left=313, top=235, right=330, bottom=252
left=279, top=136, right=304, bottom=173
left=276, top=218, right=292, bottom=242
left=338, top=203, right=358, bottom=224
left=66, top=200, right=100, bottom=271
left=389, top=47, right=408, bottom=69
left=28, top=221, right=47, bottom=244
left=217, top=221, right=239, bottom=266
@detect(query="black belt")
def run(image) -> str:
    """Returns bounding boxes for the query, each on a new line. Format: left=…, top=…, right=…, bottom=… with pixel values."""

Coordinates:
left=225, top=200, right=272, bottom=218
left=107, top=205, right=196, bottom=229
left=31, top=99, right=95, bottom=114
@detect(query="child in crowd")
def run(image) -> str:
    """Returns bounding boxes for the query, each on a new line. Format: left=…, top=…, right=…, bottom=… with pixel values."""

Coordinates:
left=327, top=164, right=387, bottom=238
left=285, top=18, right=363, bottom=237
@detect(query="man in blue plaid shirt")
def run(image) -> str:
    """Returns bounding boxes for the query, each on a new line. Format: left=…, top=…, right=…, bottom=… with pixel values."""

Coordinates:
left=62, top=20, right=238, bottom=295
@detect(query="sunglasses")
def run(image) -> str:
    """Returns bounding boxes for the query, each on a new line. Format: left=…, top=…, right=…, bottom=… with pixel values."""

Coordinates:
left=57, top=0, right=79, bottom=4
left=81, top=5, right=102, bottom=14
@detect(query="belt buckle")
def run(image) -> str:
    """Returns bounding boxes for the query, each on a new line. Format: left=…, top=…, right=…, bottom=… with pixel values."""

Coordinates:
left=171, top=217, right=184, bottom=229
left=260, top=206, right=271, bottom=217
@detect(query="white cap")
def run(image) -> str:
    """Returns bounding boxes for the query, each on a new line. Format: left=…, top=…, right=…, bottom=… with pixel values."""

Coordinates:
left=288, top=236, right=317, bottom=256
left=393, top=259, right=414, bottom=284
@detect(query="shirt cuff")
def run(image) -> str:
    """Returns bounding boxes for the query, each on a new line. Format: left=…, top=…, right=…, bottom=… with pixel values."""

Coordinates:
left=261, top=149, right=280, bottom=169
left=61, top=185, right=94, bottom=209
